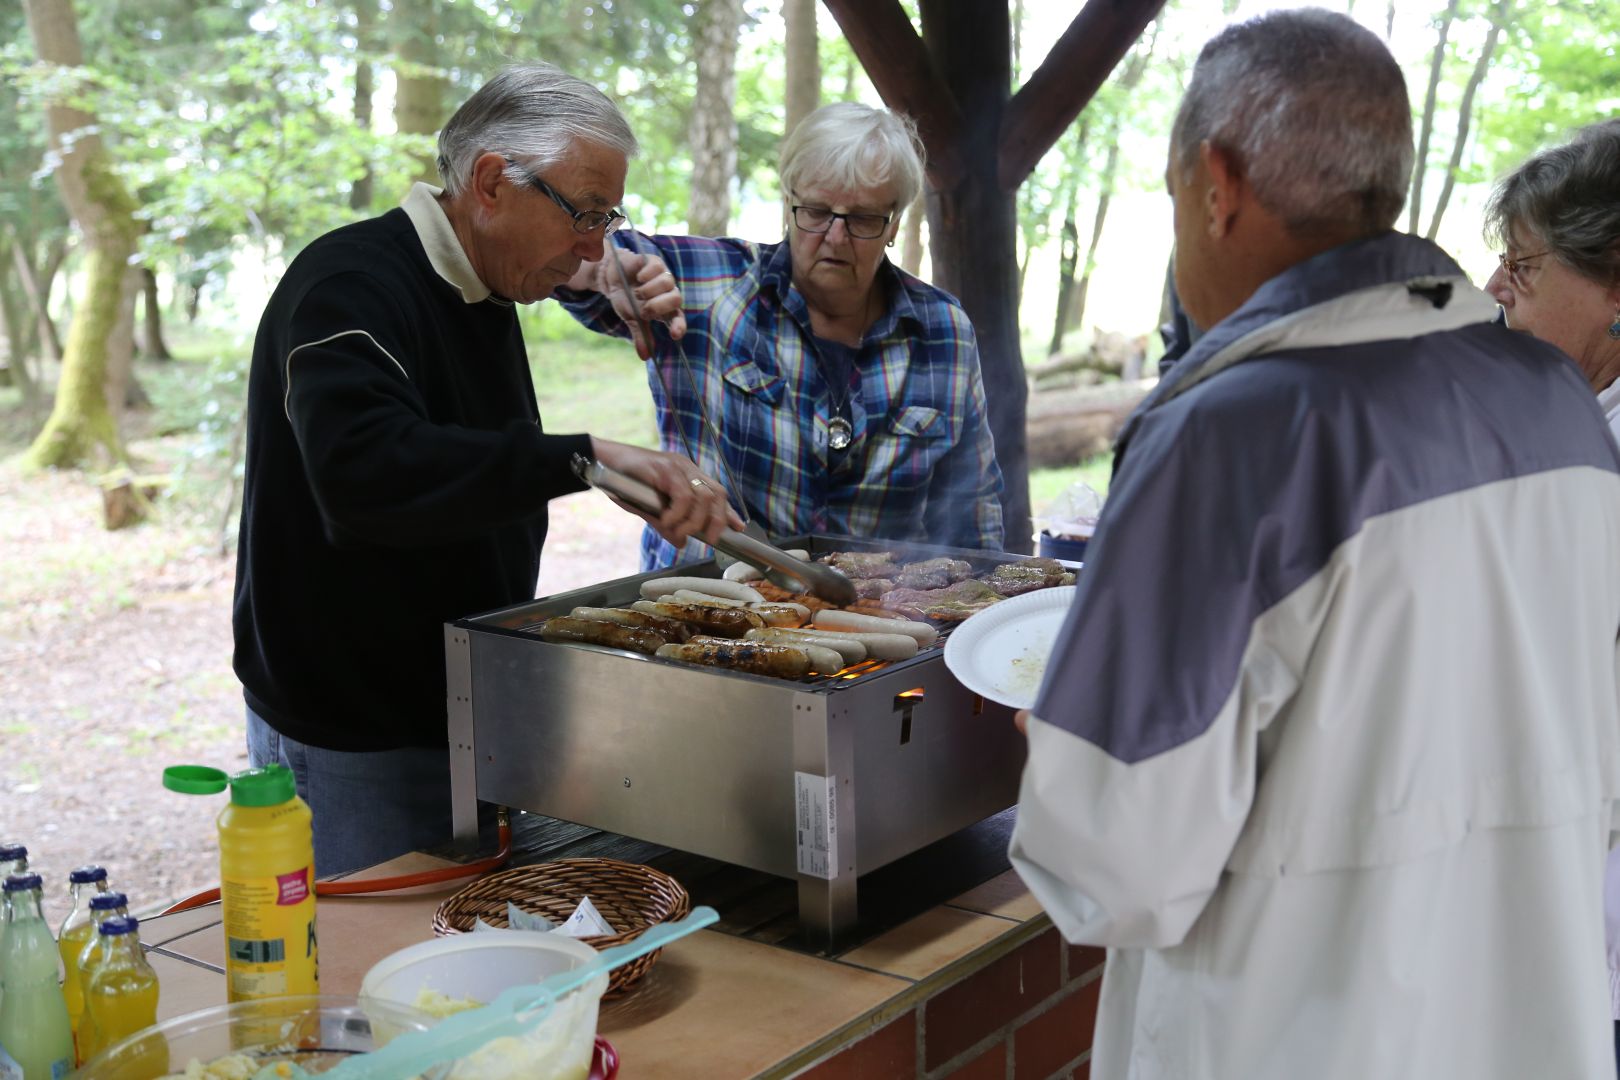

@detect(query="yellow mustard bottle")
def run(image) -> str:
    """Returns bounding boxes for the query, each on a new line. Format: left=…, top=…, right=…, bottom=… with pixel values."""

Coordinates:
left=163, top=765, right=319, bottom=1002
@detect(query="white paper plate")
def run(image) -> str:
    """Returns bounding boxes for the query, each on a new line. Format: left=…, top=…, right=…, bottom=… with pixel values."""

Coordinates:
left=943, top=586, right=1076, bottom=710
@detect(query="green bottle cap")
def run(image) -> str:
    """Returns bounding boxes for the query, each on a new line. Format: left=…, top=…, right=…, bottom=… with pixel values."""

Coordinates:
left=224, top=765, right=297, bottom=807
left=163, top=765, right=229, bottom=795
left=163, top=764, right=297, bottom=807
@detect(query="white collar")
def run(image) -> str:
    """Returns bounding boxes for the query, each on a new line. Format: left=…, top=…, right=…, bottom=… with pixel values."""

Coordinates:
left=400, top=182, right=502, bottom=305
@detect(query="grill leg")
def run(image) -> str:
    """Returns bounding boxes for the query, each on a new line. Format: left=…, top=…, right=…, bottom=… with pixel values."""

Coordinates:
left=798, top=873, right=858, bottom=952
left=445, top=624, right=481, bottom=850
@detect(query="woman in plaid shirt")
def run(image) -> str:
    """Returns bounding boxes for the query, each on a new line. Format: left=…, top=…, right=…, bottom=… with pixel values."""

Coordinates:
left=558, top=102, right=1005, bottom=570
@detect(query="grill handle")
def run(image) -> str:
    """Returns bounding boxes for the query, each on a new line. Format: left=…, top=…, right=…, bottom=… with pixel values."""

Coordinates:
left=571, top=455, right=857, bottom=606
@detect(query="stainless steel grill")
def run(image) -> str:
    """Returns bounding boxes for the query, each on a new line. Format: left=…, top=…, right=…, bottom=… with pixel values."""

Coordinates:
left=446, top=535, right=1029, bottom=949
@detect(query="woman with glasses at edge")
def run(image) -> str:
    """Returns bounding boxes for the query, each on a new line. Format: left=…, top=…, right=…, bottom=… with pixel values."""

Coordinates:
left=1482, top=116, right=1620, bottom=1071
left=556, top=101, right=1005, bottom=571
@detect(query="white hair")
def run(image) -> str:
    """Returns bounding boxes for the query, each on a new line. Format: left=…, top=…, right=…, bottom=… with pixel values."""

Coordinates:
left=778, top=102, right=925, bottom=211
left=435, top=63, right=637, bottom=197
left=1171, top=8, right=1412, bottom=237
left=1485, top=118, right=1620, bottom=288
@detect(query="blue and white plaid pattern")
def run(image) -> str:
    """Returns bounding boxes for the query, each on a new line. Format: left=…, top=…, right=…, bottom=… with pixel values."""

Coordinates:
left=560, top=233, right=1005, bottom=569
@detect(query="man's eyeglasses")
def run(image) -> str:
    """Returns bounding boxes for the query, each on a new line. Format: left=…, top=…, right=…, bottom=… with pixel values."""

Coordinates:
left=791, top=204, right=892, bottom=240
left=505, top=158, right=624, bottom=236
left=1497, top=249, right=1549, bottom=290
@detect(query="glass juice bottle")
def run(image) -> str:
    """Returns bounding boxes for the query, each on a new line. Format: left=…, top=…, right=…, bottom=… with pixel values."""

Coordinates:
left=82, top=916, right=164, bottom=1076
left=0, top=873, right=73, bottom=1080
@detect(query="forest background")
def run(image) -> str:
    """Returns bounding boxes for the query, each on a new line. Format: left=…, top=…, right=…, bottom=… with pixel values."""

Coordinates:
left=1, top=0, right=1615, bottom=924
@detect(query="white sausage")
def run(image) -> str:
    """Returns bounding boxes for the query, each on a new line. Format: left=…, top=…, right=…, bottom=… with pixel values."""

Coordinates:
left=799, top=643, right=847, bottom=674
left=747, top=602, right=809, bottom=626
left=723, top=561, right=764, bottom=582
left=779, top=625, right=918, bottom=660
left=747, top=627, right=867, bottom=664
left=638, top=576, right=764, bottom=603
left=814, top=609, right=938, bottom=646
left=669, top=589, right=747, bottom=607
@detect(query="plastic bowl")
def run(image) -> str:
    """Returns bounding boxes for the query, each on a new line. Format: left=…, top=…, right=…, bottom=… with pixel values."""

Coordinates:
left=77, top=993, right=437, bottom=1079
left=359, top=931, right=608, bottom=1080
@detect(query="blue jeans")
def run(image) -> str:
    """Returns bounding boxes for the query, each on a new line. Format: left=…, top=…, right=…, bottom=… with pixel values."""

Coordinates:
left=245, top=708, right=454, bottom=878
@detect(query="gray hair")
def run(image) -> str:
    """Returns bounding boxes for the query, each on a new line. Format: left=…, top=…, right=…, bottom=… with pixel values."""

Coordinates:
left=779, top=102, right=925, bottom=211
left=1170, top=8, right=1413, bottom=237
left=435, top=63, right=637, bottom=197
left=1484, top=118, right=1620, bottom=288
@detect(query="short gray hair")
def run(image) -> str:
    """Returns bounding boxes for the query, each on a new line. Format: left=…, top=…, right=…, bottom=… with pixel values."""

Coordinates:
left=1484, top=118, right=1620, bottom=288
left=436, top=63, right=637, bottom=197
left=779, top=102, right=925, bottom=211
left=1171, top=8, right=1412, bottom=237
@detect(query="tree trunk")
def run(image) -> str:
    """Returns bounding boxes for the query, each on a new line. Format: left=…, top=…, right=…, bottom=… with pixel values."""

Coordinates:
left=1385, top=0, right=1396, bottom=40
left=783, top=0, right=819, bottom=138
left=37, top=236, right=67, bottom=361
left=919, top=0, right=1031, bottom=552
left=1049, top=178, right=1081, bottom=356
left=686, top=0, right=743, bottom=237
left=0, top=261, right=40, bottom=406
left=350, top=0, right=377, bottom=210
left=139, top=266, right=170, bottom=360
left=1425, top=1, right=1508, bottom=241
left=109, top=265, right=144, bottom=410
left=1408, top=0, right=1460, bottom=234
left=391, top=0, right=451, bottom=187
left=899, top=190, right=926, bottom=276
left=22, top=0, right=143, bottom=471
left=1071, top=183, right=1113, bottom=334
left=11, top=236, right=62, bottom=362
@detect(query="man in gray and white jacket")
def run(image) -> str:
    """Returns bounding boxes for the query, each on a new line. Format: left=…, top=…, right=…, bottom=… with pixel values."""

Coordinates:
left=1011, top=10, right=1620, bottom=1079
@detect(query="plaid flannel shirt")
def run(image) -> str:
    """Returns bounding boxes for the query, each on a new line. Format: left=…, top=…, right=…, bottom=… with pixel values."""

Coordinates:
left=558, top=233, right=1005, bottom=569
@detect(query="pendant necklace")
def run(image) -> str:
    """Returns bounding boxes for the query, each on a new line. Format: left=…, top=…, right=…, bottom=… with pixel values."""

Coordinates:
left=820, top=296, right=872, bottom=453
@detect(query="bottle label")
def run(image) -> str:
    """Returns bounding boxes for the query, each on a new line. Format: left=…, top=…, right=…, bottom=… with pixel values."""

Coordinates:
left=222, top=865, right=319, bottom=1001
left=0, top=1044, right=21, bottom=1080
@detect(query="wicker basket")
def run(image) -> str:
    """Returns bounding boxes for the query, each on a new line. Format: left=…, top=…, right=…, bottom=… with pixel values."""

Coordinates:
left=432, top=858, right=691, bottom=997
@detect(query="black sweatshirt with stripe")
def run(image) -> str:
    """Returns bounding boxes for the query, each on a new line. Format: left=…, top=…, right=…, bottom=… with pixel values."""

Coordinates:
left=233, top=207, right=592, bottom=751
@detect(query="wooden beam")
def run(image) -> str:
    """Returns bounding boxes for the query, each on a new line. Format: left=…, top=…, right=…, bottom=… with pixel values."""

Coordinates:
left=997, top=0, right=1167, bottom=190
left=819, top=0, right=966, bottom=189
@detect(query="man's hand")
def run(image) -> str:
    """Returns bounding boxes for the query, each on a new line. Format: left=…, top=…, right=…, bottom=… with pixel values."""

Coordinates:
left=589, top=437, right=740, bottom=548
left=1014, top=709, right=1030, bottom=736
left=567, top=250, right=686, bottom=361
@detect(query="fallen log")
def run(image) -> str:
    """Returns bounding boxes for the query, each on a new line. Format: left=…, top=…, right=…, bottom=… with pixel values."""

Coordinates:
left=1025, top=378, right=1155, bottom=468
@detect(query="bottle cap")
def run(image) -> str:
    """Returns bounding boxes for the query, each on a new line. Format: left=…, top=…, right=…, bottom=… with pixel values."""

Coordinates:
left=90, top=892, right=130, bottom=912
left=3, top=873, right=42, bottom=892
left=99, top=915, right=140, bottom=936
left=163, top=764, right=296, bottom=807
left=162, top=765, right=229, bottom=795
left=0, top=842, right=26, bottom=862
left=69, top=865, right=108, bottom=885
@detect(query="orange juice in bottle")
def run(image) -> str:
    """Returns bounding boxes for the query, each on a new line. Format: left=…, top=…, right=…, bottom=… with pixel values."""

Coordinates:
left=73, top=891, right=130, bottom=1063
left=82, top=916, right=166, bottom=1077
left=56, top=864, right=111, bottom=1056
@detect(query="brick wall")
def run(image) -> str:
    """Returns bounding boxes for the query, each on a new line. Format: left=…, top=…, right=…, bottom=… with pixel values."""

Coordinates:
left=795, top=928, right=1106, bottom=1080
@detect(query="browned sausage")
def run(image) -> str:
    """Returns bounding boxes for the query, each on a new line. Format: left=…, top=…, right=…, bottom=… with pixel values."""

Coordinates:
left=632, top=601, right=766, bottom=638
left=540, top=616, right=667, bottom=655
left=655, top=640, right=811, bottom=679
left=569, top=606, right=693, bottom=642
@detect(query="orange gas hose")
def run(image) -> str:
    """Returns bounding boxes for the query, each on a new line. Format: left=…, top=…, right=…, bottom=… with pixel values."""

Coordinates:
left=158, top=809, right=512, bottom=916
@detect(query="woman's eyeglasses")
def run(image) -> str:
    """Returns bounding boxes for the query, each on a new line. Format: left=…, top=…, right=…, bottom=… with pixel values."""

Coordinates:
left=1497, top=249, right=1549, bottom=290
left=505, top=158, right=624, bottom=236
left=791, top=204, right=892, bottom=240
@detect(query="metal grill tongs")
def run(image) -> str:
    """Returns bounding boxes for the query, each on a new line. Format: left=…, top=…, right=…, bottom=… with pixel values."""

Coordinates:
left=572, top=454, right=857, bottom=605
